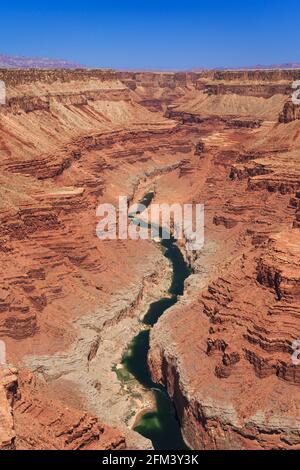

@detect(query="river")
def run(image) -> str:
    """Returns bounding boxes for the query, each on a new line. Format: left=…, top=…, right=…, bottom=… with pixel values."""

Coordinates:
left=119, top=192, right=192, bottom=450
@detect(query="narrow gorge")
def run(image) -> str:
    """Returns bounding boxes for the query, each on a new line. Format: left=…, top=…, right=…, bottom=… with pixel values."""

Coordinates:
left=118, top=190, right=191, bottom=450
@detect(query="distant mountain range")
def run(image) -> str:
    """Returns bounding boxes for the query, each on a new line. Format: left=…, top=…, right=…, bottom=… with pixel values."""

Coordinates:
left=1, top=53, right=300, bottom=71
left=198, top=63, right=300, bottom=71
left=224, top=63, right=300, bottom=70
left=0, top=54, right=84, bottom=69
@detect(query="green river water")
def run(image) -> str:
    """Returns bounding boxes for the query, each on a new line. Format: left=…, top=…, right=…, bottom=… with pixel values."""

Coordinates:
left=117, top=192, right=192, bottom=450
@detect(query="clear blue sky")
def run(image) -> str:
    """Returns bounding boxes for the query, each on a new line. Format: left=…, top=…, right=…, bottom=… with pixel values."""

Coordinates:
left=1, top=0, right=299, bottom=69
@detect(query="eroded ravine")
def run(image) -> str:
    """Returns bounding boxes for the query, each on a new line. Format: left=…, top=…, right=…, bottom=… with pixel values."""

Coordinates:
left=118, top=192, right=192, bottom=450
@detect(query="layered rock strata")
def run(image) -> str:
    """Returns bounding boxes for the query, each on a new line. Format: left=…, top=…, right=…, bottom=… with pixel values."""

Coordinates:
left=148, top=72, right=300, bottom=449
left=0, top=365, right=126, bottom=450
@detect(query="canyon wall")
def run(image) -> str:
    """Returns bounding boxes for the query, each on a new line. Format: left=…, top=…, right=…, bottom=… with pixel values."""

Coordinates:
left=0, top=365, right=126, bottom=450
left=148, top=70, right=300, bottom=449
left=0, top=67, right=198, bottom=448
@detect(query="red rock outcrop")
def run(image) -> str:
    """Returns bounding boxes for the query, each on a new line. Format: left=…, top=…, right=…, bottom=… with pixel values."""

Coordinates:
left=0, top=365, right=126, bottom=450
left=279, top=101, right=300, bottom=123
left=0, top=366, right=18, bottom=449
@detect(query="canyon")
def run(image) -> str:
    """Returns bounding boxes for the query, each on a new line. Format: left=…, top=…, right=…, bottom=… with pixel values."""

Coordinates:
left=0, top=67, right=299, bottom=450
